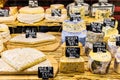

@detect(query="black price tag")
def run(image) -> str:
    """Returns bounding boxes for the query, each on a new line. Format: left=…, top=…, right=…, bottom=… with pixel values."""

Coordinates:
left=116, top=36, right=120, bottom=46
left=29, top=0, right=38, bottom=8
left=0, top=9, right=9, bottom=17
left=65, top=36, right=79, bottom=46
left=93, top=42, right=106, bottom=53
left=90, top=22, right=103, bottom=33
left=38, top=67, right=53, bottom=79
left=103, top=19, right=115, bottom=28
left=51, top=9, right=61, bottom=17
left=25, top=28, right=37, bottom=38
left=70, top=13, right=81, bottom=21
left=65, top=47, right=80, bottom=58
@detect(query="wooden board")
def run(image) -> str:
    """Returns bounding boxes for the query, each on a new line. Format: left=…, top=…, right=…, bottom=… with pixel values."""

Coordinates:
left=0, top=56, right=58, bottom=79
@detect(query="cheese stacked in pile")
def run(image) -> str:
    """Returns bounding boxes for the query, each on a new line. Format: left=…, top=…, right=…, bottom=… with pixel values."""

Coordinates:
left=45, top=4, right=67, bottom=22
left=6, top=33, right=60, bottom=52
left=62, top=20, right=86, bottom=46
left=0, top=48, right=52, bottom=74
left=0, top=7, right=18, bottom=23
left=0, top=24, right=11, bottom=43
left=88, top=51, right=112, bottom=74
left=17, top=6, right=44, bottom=24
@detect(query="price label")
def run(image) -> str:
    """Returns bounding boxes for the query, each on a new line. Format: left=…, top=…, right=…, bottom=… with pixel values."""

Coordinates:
left=29, top=0, right=38, bottom=8
left=116, top=36, right=120, bottom=46
left=65, top=36, right=78, bottom=46
left=51, top=9, right=61, bottom=17
left=99, top=0, right=108, bottom=3
left=0, top=9, right=9, bottom=17
left=25, top=28, right=37, bottom=38
left=103, top=19, right=115, bottom=28
left=93, top=42, right=106, bottom=53
left=65, top=47, right=80, bottom=58
left=38, top=67, right=53, bottom=79
left=89, top=22, right=103, bottom=33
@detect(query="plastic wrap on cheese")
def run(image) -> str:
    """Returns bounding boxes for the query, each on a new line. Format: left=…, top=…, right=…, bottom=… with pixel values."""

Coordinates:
left=88, top=51, right=111, bottom=74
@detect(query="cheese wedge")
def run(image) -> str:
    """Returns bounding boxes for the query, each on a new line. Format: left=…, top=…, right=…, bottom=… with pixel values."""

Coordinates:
left=59, top=56, right=84, bottom=73
left=1, top=48, right=46, bottom=71
left=88, top=50, right=111, bottom=74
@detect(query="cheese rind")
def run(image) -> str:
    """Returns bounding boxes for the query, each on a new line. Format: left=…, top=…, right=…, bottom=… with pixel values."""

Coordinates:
left=88, top=51, right=111, bottom=74
left=59, top=56, right=84, bottom=73
left=1, top=48, right=46, bottom=71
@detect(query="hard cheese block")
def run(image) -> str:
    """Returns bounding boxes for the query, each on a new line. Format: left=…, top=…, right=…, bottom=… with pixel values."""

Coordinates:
left=88, top=51, right=112, bottom=74
left=45, top=4, right=67, bottom=22
left=1, top=48, right=46, bottom=71
left=59, top=56, right=84, bottom=73
left=62, top=30, right=86, bottom=46
left=17, top=6, right=44, bottom=24
left=61, top=42, right=85, bottom=55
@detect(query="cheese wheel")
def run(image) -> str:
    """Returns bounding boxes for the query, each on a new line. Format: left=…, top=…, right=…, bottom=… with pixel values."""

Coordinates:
left=61, top=42, right=85, bottom=56
left=19, top=6, right=44, bottom=14
left=88, top=50, right=111, bottom=74
left=50, top=4, right=64, bottom=9
left=59, top=56, right=84, bottom=73
left=62, top=20, right=86, bottom=32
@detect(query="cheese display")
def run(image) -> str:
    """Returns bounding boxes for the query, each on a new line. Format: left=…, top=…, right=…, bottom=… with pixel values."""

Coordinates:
left=6, top=33, right=60, bottom=51
left=59, top=56, right=84, bottom=73
left=91, top=2, right=114, bottom=17
left=17, top=6, right=44, bottom=24
left=0, top=7, right=17, bottom=23
left=61, top=42, right=85, bottom=55
left=45, top=4, right=67, bottom=22
left=107, top=35, right=119, bottom=57
left=0, top=24, right=11, bottom=43
left=114, top=49, right=120, bottom=73
left=1, top=48, right=46, bottom=71
left=88, top=50, right=112, bottom=74
left=62, top=19, right=86, bottom=46
left=66, top=0, right=89, bottom=16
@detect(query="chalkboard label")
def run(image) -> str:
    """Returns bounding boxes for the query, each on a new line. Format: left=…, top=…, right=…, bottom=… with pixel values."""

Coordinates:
left=51, top=9, right=61, bottom=17
left=116, top=36, right=120, bottom=46
left=29, top=0, right=38, bottom=8
left=65, top=47, right=80, bottom=58
left=0, top=9, right=9, bottom=17
left=25, top=28, right=37, bottom=38
left=88, top=22, right=103, bottom=33
left=103, top=19, right=115, bottom=28
left=65, top=36, right=78, bottom=46
left=93, top=42, right=106, bottom=53
left=38, top=67, right=53, bottom=79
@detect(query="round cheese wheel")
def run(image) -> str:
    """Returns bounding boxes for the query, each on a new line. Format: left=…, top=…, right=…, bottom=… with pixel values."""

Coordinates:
left=19, top=6, right=44, bottom=14
left=50, top=4, right=64, bottom=9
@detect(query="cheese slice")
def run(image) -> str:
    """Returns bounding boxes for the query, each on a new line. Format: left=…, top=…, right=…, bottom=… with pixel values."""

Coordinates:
left=59, top=56, right=84, bottom=73
left=88, top=50, right=111, bottom=74
left=61, top=42, right=85, bottom=55
left=9, top=33, right=56, bottom=44
left=19, top=6, right=44, bottom=14
left=1, top=48, right=46, bottom=71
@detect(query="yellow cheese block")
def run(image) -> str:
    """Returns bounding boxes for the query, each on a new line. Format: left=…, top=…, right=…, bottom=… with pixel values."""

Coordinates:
left=59, top=56, right=84, bottom=73
left=50, top=4, right=64, bottom=9
left=19, top=6, right=44, bottom=14
left=61, top=42, right=85, bottom=55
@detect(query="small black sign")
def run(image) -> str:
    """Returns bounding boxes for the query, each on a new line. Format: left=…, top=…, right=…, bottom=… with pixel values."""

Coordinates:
left=103, top=18, right=115, bottom=28
left=29, top=0, right=38, bottom=8
left=25, top=28, right=37, bottom=38
left=51, top=9, right=61, bottom=17
left=65, top=36, right=78, bottom=46
left=70, top=13, right=81, bottom=21
left=0, top=9, right=9, bottom=17
left=38, top=67, right=53, bottom=79
left=87, top=22, right=103, bottom=33
left=66, top=47, right=80, bottom=58
left=116, top=36, right=120, bottom=46
left=93, top=42, right=106, bottom=53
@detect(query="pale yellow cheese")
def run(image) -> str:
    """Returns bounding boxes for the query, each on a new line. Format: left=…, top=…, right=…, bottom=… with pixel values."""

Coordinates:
left=59, top=56, right=84, bottom=73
